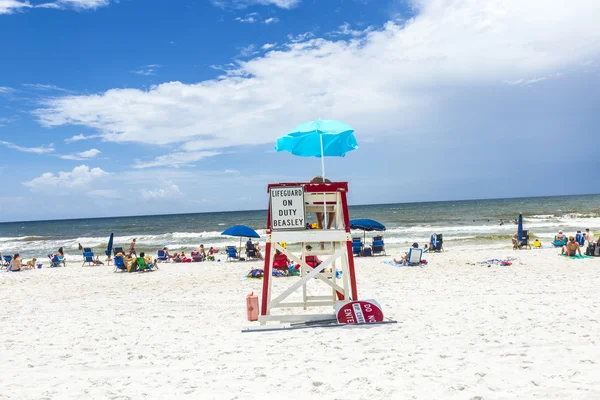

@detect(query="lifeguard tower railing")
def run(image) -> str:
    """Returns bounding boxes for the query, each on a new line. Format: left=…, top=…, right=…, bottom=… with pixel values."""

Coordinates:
left=259, top=181, right=358, bottom=324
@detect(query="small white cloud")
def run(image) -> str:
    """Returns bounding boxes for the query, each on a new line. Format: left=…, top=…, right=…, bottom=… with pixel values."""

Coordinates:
left=132, top=64, right=161, bottom=76
left=22, top=165, right=108, bottom=191
left=132, top=151, right=220, bottom=169
left=287, top=31, right=314, bottom=42
left=261, top=43, right=276, bottom=50
left=0, top=140, right=54, bottom=154
left=224, top=169, right=240, bottom=175
left=264, top=17, right=279, bottom=24
left=36, top=0, right=110, bottom=10
left=141, top=182, right=183, bottom=200
left=0, top=86, right=15, bottom=93
left=64, top=133, right=99, bottom=143
left=0, top=0, right=32, bottom=15
left=238, top=44, right=257, bottom=58
left=59, top=148, right=101, bottom=160
left=235, top=12, right=259, bottom=23
left=23, top=83, right=72, bottom=92
left=212, top=0, right=300, bottom=9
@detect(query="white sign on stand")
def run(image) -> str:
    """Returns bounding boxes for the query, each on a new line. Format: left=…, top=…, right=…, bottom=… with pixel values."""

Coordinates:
left=270, top=186, right=305, bottom=230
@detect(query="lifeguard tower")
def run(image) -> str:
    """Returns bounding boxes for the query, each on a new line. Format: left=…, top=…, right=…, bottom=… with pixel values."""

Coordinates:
left=259, top=181, right=358, bottom=325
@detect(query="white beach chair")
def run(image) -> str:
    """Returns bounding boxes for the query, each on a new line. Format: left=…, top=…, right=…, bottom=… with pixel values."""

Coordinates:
left=406, top=248, right=423, bottom=266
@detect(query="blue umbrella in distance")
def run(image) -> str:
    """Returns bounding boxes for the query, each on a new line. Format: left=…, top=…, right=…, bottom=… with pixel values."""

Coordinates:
left=517, top=214, right=523, bottom=247
left=350, top=218, right=386, bottom=243
left=222, top=225, right=260, bottom=256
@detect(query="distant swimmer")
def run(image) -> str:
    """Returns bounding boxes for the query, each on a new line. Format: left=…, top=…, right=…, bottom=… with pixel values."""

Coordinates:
left=499, top=219, right=504, bottom=226
left=513, top=219, right=518, bottom=225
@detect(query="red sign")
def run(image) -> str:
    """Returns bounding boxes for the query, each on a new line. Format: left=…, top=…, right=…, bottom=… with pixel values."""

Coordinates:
left=335, top=300, right=384, bottom=324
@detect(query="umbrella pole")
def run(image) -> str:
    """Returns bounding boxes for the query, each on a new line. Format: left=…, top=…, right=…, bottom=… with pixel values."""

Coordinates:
left=320, top=133, right=327, bottom=229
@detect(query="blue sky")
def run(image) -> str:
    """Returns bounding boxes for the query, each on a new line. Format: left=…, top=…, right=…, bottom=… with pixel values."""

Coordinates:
left=1, top=0, right=599, bottom=222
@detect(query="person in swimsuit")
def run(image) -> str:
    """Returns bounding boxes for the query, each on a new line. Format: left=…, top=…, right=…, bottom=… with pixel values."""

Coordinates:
left=512, top=232, right=519, bottom=249
left=129, top=238, right=137, bottom=256
left=561, top=236, right=581, bottom=256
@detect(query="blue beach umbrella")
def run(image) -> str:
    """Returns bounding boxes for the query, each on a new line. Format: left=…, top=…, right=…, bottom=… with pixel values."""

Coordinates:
left=105, top=232, right=114, bottom=265
left=517, top=214, right=523, bottom=245
left=350, top=219, right=386, bottom=242
left=222, top=225, right=260, bottom=255
left=275, top=120, right=358, bottom=225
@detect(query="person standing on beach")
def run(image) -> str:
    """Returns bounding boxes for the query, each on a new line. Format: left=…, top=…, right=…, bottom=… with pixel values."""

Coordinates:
left=584, top=228, right=593, bottom=245
left=129, top=238, right=137, bottom=256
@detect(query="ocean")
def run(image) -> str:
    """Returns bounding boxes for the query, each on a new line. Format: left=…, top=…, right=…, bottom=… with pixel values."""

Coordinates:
left=1, top=194, right=598, bottom=259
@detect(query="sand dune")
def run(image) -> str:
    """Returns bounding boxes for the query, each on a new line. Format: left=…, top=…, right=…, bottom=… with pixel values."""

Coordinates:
left=1, top=247, right=599, bottom=399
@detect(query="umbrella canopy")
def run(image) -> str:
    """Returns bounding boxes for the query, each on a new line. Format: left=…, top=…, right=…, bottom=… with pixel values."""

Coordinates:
left=349, top=219, right=386, bottom=232
left=275, top=120, right=358, bottom=158
left=105, top=232, right=114, bottom=257
left=221, top=225, right=260, bottom=238
left=517, top=214, right=524, bottom=242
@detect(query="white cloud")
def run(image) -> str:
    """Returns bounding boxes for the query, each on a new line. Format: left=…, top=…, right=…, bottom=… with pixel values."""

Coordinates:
left=23, top=83, right=72, bottom=92
left=0, top=86, right=15, bottom=93
left=64, top=133, right=99, bottom=143
left=22, top=165, right=108, bottom=191
left=33, top=0, right=600, bottom=165
left=141, top=182, right=183, bottom=200
left=0, top=140, right=54, bottom=154
left=261, top=43, right=276, bottom=50
left=132, top=151, right=220, bottom=169
left=132, top=64, right=160, bottom=76
left=37, top=0, right=110, bottom=10
left=0, top=0, right=31, bottom=15
left=59, top=148, right=101, bottom=160
left=263, top=17, right=279, bottom=24
left=237, top=43, right=257, bottom=57
left=235, top=12, right=258, bottom=23
left=212, top=0, right=300, bottom=9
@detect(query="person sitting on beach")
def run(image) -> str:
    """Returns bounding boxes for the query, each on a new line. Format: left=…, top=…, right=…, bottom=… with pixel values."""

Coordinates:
left=556, top=231, right=565, bottom=241
left=584, top=228, right=593, bottom=245
left=57, top=247, right=65, bottom=260
left=533, top=239, right=542, bottom=248
left=181, top=252, right=191, bottom=263
left=9, top=254, right=23, bottom=271
left=172, top=252, right=182, bottom=263
left=129, top=238, right=137, bottom=256
left=93, top=255, right=104, bottom=265
left=561, top=236, right=582, bottom=257
left=254, top=243, right=264, bottom=260
left=394, top=243, right=419, bottom=264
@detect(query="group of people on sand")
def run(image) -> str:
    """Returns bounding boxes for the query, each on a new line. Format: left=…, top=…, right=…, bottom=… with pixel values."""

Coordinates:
left=158, top=244, right=219, bottom=263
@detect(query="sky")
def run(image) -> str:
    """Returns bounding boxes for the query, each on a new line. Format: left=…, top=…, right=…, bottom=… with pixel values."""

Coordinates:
left=1, top=0, right=600, bottom=222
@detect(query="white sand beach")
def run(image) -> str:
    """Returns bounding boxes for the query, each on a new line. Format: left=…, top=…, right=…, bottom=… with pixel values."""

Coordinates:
left=1, top=246, right=599, bottom=399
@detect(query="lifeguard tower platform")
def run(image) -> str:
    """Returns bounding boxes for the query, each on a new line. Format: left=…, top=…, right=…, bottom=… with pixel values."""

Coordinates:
left=259, top=181, right=358, bottom=325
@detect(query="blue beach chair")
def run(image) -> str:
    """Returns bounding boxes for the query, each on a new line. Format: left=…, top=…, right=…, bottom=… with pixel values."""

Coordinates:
left=246, top=244, right=258, bottom=260
left=430, top=234, right=444, bottom=252
left=48, top=254, right=65, bottom=268
left=114, top=255, right=132, bottom=272
left=1, top=253, right=12, bottom=270
left=553, top=236, right=567, bottom=247
left=82, top=251, right=95, bottom=266
left=113, top=247, right=125, bottom=257
left=372, top=236, right=386, bottom=256
left=518, top=230, right=531, bottom=250
left=352, top=238, right=363, bottom=256
left=406, top=248, right=423, bottom=266
left=226, top=246, right=239, bottom=261
left=157, top=250, right=170, bottom=263
left=575, top=231, right=585, bottom=246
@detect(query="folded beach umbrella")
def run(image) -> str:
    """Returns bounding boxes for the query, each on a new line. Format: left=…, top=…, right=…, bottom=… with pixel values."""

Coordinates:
left=517, top=214, right=523, bottom=243
left=275, top=120, right=358, bottom=225
left=349, top=218, right=386, bottom=243
left=106, top=233, right=114, bottom=257
left=221, top=225, right=260, bottom=256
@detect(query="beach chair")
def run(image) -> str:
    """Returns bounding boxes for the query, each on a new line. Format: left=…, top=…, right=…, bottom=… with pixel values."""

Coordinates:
left=575, top=232, right=585, bottom=246
left=82, top=251, right=95, bottom=266
left=113, top=247, right=125, bottom=257
left=226, top=246, right=239, bottom=261
left=191, top=251, right=204, bottom=262
left=372, top=237, right=386, bottom=256
left=304, top=255, right=321, bottom=268
left=362, top=247, right=373, bottom=257
left=113, top=255, right=128, bottom=272
left=406, top=248, right=423, bottom=266
left=1, top=253, right=11, bottom=270
left=430, top=234, right=444, bottom=252
left=156, top=250, right=170, bottom=263
left=136, top=257, right=155, bottom=272
left=83, top=247, right=92, bottom=253
left=553, top=236, right=567, bottom=247
left=352, top=238, right=363, bottom=256
left=273, top=253, right=290, bottom=271
left=518, top=230, right=531, bottom=250
left=245, top=244, right=258, bottom=260
left=48, top=254, right=65, bottom=268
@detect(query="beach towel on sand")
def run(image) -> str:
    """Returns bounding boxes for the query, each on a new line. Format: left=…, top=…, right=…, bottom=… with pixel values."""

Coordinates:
left=384, top=260, right=428, bottom=267
left=477, top=258, right=516, bottom=266
left=560, top=254, right=591, bottom=260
